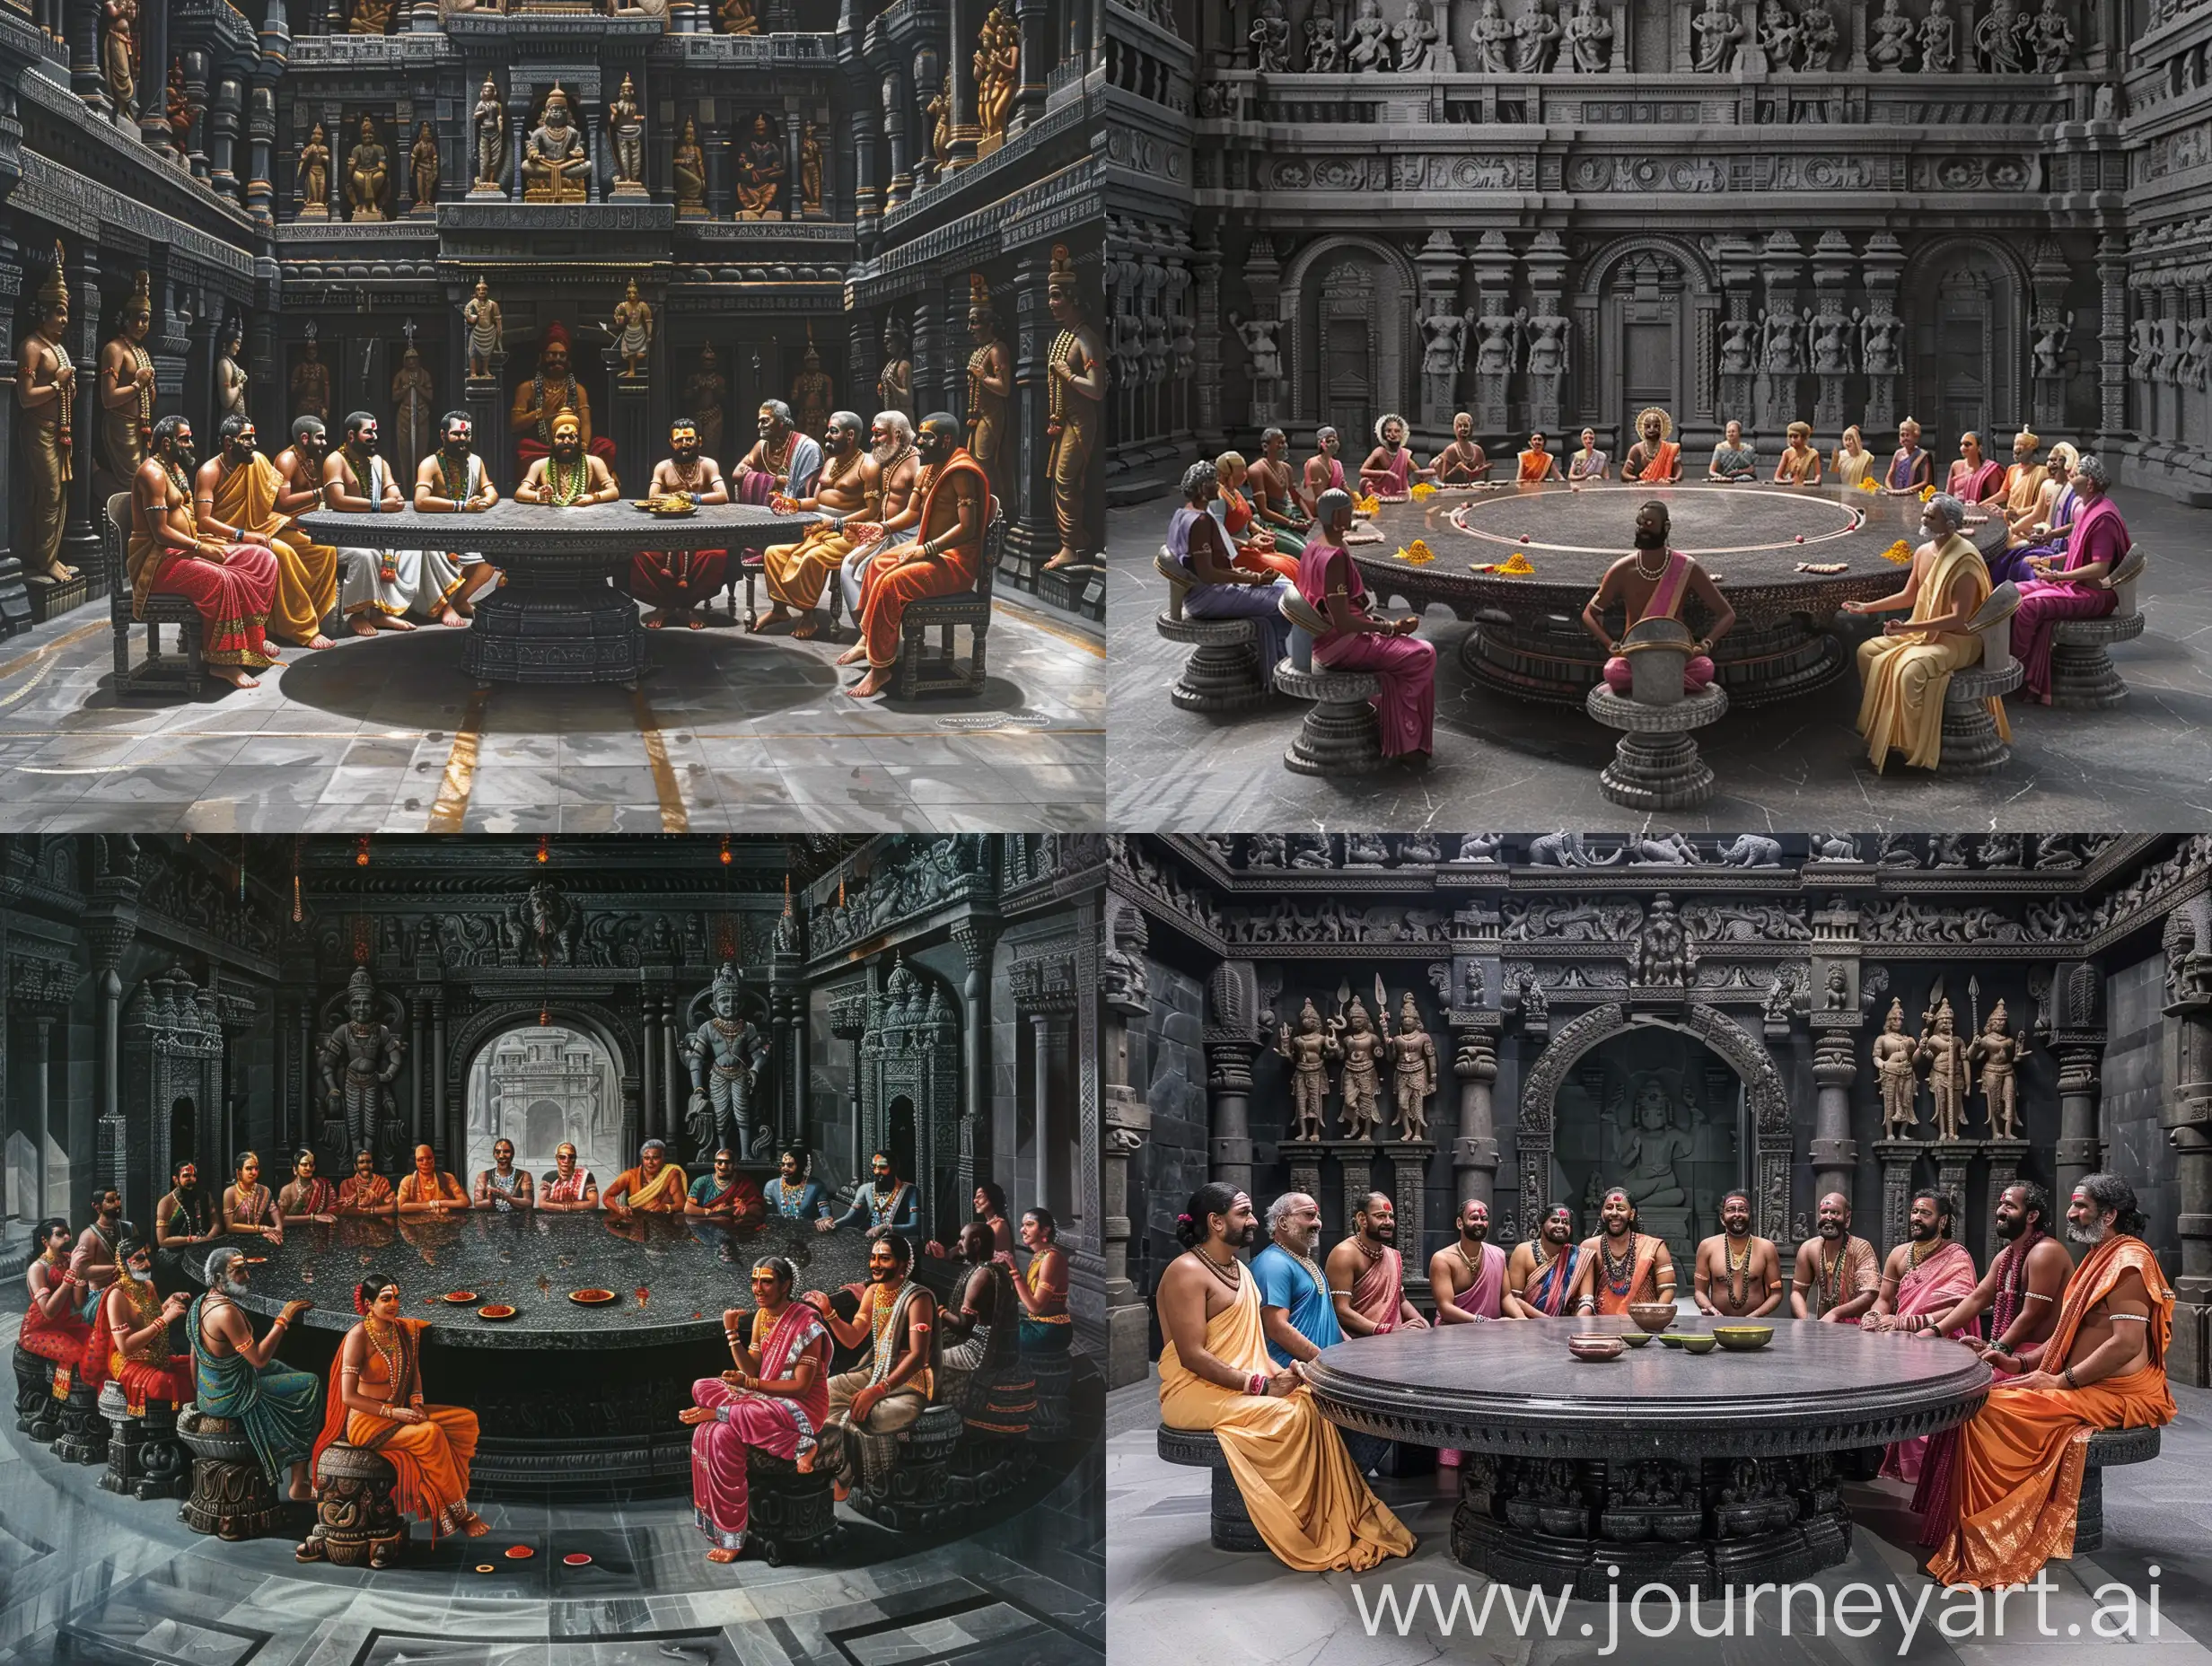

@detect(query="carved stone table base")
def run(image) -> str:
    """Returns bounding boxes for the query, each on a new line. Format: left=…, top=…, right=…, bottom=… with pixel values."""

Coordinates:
left=465, top=583, right=645, bottom=688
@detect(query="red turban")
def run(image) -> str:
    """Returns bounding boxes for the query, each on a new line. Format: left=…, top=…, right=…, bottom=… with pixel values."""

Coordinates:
left=542, top=320, right=571, bottom=354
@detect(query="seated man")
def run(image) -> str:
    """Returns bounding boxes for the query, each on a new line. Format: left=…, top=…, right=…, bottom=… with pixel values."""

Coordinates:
left=1772, top=420, right=1822, bottom=484
left=537, top=1141, right=601, bottom=1212
left=1514, top=431, right=1559, bottom=483
left=129, top=416, right=279, bottom=689
left=1565, top=1188, right=1678, bottom=1317
left=630, top=415, right=732, bottom=631
left=1300, top=425, right=1347, bottom=515
left=808, top=1232, right=936, bottom=1501
left=411, top=408, right=502, bottom=620
left=843, top=412, right=991, bottom=700
left=1621, top=407, right=1681, bottom=483
left=686, top=1148, right=765, bottom=1222
left=1995, top=426, right=2048, bottom=545
left=195, top=413, right=338, bottom=650
left=832, top=1150, right=918, bottom=1238
left=1246, top=427, right=1315, bottom=539
left=1926, top=1174, right=2176, bottom=1588
left=311, top=1274, right=487, bottom=1548
left=1251, top=1192, right=1341, bottom=1368
left=472, top=1137, right=533, bottom=1212
left=926, top=1181, right=1015, bottom=1264
left=326, top=410, right=465, bottom=633
left=1212, top=451, right=1300, bottom=576
left=336, top=1149, right=397, bottom=1217
left=2012, top=452, right=2128, bottom=705
left=1158, top=1184, right=1416, bottom=1572
left=1707, top=419, right=1758, bottom=481
left=1297, top=489, right=1435, bottom=762
left=1165, top=460, right=1292, bottom=671
left=153, top=1159, right=219, bottom=1296
left=514, top=408, right=619, bottom=507
left=1862, top=1188, right=1980, bottom=1484
left=756, top=410, right=876, bottom=636
left=1325, top=1191, right=1431, bottom=1337
left=1788, top=1191, right=1880, bottom=1322
left=1884, top=416, right=1935, bottom=493
left=277, top=1149, right=339, bottom=1224
left=1357, top=413, right=1428, bottom=497
left=728, top=396, right=822, bottom=582
left=604, top=1138, right=689, bottom=1214
left=1692, top=1190, right=1784, bottom=1318
left=1013, top=1206, right=1072, bottom=1352
left=1579, top=499, right=1737, bottom=697
left=1845, top=491, right=2009, bottom=772
left=1567, top=426, right=1608, bottom=483
left=83, top=1235, right=194, bottom=1412
left=394, top=1143, right=469, bottom=1217
left=1430, top=1197, right=1508, bottom=1322
left=193, top=1247, right=320, bottom=1502
left=1503, top=1202, right=1583, bottom=1319
left=20, top=1217, right=93, bottom=1378
left=935, top=1224, right=1023, bottom=1428
left=834, top=413, right=923, bottom=627
left=1946, top=430, right=2006, bottom=504
left=1432, top=414, right=1491, bottom=484
left=766, top=1147, right=835, bottom=1228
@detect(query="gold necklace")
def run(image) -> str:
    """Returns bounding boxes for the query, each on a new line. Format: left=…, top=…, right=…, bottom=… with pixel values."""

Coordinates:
left=1633, top=543, right=1669, bottom=581
left=1908, top=1235, right=1940, bottom=1269
left=1194, top=1247, right=1242, bottom=1291
left=1726, top=1232, right=1751, bottom=1310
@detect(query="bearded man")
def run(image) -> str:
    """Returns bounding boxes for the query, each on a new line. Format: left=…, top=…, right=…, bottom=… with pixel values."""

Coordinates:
left=629, top=415, right=732, bottom=630
left=808, top=1233, right=937, bottom=1501
left=152, top=1158, right=219, bottom=1295
left=1431, top=412, right=1490, bottom=484
left=1430, top=1197, right=1508, bottom=1322
left=1580, top=499, right=1736, bottom=697
left=192, top=1247, right=320, bottom=1502
left=843, top=412, right=991, bottom=698
left=729, top=399, right=822, bottom=507
left=1252, top=1192, right=1339, bottom=1367
left=1788, top=1189, right=1881, bottom=1321
left=1566, top=1187, right=1678, bottom=1317
left=1299, top=425, right=1347, bottom=519
left=515, top=408, right=619, bottom=506
left=73, top=1188, right=126, bottom=1312
left=685, top=1149, right=765, bottom=1222
left=194, top=413, right=339, bottom=649
left=1693, top=1189, right=1784, bottom=1318
left=412, top=408, right=502, bottom=618
left=130, top=415, right=280, bottom=688
left=834, top=411, right=922, bottom=627
left=277, top=1148, right=339, bottom=1223
left=326, top=409, right=465, bottom=632
left=83, top=1235, right=194, bottom=1413
left=271, top=416, right=330, bottom=521
left=757, top=410, right=880, bottom=636
left=1503, top=1203, right=1583, bottom=1318
left=1325, top=1190, right=1431, bottom=1336
left=1865, top=1188, right=1981, bottom=1484
left=336, top=1148, right=396, bottom=1217
left=1622, top=406, right=1681, bottom=482
left=511, top=321, right=616, bottom=476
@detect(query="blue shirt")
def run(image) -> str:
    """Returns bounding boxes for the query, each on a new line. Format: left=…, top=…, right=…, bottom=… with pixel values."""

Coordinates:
left=1251, top=1241, right=1341, bottom=1368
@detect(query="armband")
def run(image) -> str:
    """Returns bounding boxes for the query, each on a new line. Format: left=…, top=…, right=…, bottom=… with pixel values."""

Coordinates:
left=2023, top=1291, right=2054, bottom=1302
left=2110, top=1312, right=2150, bottom=1323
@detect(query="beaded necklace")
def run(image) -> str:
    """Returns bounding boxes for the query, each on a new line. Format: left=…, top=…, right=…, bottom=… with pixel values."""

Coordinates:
left=1818, top=1238, right=1848, bottom=1311
left=1194, top=1247, right=1242, bottom=1293
left=1908, top=1234, right=1943, bottom=1270
left=364, top=1314, right=412, bottom=1397
left=1602, top=1232, right=1638, bottom=1296
left=547, top=454, right=589, bottom=507
left=1725, top=1232, right=1751, bottom=1311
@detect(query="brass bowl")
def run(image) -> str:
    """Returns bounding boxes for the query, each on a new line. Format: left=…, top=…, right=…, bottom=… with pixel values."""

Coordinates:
left=1568, top=1335, right=1626, bottom=1362
left=1674, top=1334, right=1718, bottom=1355
left=1712, top=1326, right=1774, bottom=1352
left=1616, top=1331, right=1652, bottom=1348
left=1655, top=1333, right=1689, bottom=1348
left=1627, top=1302, right=1678, bottom=1334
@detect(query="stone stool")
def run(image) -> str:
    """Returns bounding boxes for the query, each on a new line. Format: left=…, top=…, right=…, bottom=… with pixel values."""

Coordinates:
left=297, top=1441, right=404, bottom=1569
left=1938, top=580, right=2023, bottom=775
left=848, top=1401, right=966, bottom=1533
left=1156, top=1425, right=1265, bottom=1553
left=2050, top=545, right=2148, bottom=709
left=1023, top=1345, right=1074, bottom=1445
left=1155, top=549, right=1269, bottom=713
left=98, top=1381, right=189, bottom=1501
left=1584, top=617, right=1727, bottom=810
left=742, top=1446, right=840, bottom=1565
left=176, top=1404, right=290, bottom=1541
left=2074, top=1424, right=2160, bottom=1552
left=948, top=1417, right=1037, bottom=1513
left=1274, top=588, right=1385, bottom=776
left=52, top=1375, right=110, bottom=1467
left=13, top=1345, right=62, bottom=1443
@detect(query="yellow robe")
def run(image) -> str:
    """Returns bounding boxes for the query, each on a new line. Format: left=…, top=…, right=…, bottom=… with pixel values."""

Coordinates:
left=1158, top=1260, right=1415, bottom=1573
left=762, top=521, right=856, bottom=610
left=1831, top=448, right=1875, bottom=487
left=1855, top=531, right=2012, bottom=772
left=210, top=452, right=339, bottom=644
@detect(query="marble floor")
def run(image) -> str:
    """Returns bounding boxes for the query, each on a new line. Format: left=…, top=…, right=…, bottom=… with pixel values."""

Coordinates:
left=1106, top=1371, right=2209, bottom=1664
left=0, top=1311, right=1104, bottom=1666
left=1107, top=485, right=2212, bottom=830
left=0, top=595, right=1102, bottom=835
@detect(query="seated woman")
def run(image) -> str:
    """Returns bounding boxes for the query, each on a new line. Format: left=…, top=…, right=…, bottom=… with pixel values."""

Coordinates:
left=1515, top=432, right=1560, bottom=483
left=1708, top=421, right=1758, bottom=481
left=1990, top=442, right=2076, bottom=583
left=1830, top=425, right=1876, bottom=487
left=1567, top=426, right=1609, bottom=482
left=1014, top=1207, right=1073, bottom=1354
left=1298, top=489, right=1436, bottom=763
left=1211, top=451, right=1301, bottom=578
left=1170, top=461, right=1292, bottom=671
left=1773, top=421, right=1822, bottom=484
left=1946, top=431, right=2006, bottom=504
left=2011, top=453, right=2129, bottom=705
left=20, top=1217, right=92, bottom=1377
left=680, top=1257, right=831, bottom=1564
left=1579, top=500, right=1737, bottom=696
left=936, top=1224, right=1023, bottom=1430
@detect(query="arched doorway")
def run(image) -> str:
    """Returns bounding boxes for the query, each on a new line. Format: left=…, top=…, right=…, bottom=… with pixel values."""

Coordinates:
left=1606, top=250, right=1690, bottom=448
left=1518, top=1002, right=1794, bottom=1250
left=1281, top=238, right=1414, bottom=443
left=465, top=1023, right=622, bottom=1188
left=1909, top=241, right=2023, bottom=447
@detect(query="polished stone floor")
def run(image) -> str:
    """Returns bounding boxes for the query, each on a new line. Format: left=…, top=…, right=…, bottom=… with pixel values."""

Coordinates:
left=1107, top=1370, right=2208, bottom=1664
left=0, top=1311, right=1103, bottom=1666
left=1108, top=485, right=2212, bottom=830
left=0, top=595, right=1102, bottom=835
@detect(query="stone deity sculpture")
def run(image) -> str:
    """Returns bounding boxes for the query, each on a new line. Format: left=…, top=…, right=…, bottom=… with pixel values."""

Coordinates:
left=472, top=77, right=506, bottom=190
left=345, top=115, right=389, bottom=222
left=801, top=119, right=825, bottom=214
left=1347, top=0, right=1391, bottom=68
left=608, top=278, right=654, bottom=381
left=1304, top=13, right=1342, bottom=68
left=682, top=964, right=774, bottom=1161
left=965, top=279, right=1012, bottom=485
left=1564, top=0, right=1611, bottom=70
left=522, top=84, right=591, bottom=204
left=2029, top=0, right=2073, bottom=70
left=610, top=74, right=645, bottom=194
left=1874, top=1002, right=1919, bottom=1136
left=1868, top=0, right=1916, bottom=67
left=1391, top=0, right=1442, bottom=69
left=1630, top=894, right=1696, bottom=986
left=1722, top=317, right=1759, bottom=381
left=1761, top=307, right=1807, bottom=374
left=1969, top=1000, right=2028, bottom=1140
left=1525, top=311, right=1569, bottom=380
left=1249, top=0, right=1291, bottom=70
left=463, top=278, right=503, bottom=381
left=1812, top=308, right=1856, bottom=374
left=1918, top=0, right=1956, bottom=71
left=1475, top=311, right=1520, bottom=375
left=1798, top=0, right=1839, bottom=66
left=2032, top=313, right=2072, bottom=379
left=298, top=122, right=331, bottom=215
left=101, top=0, right=136, bottom=116
left=1916, top=998, right=1971, bottom=1141
left=684, top=341, right=728, bottom=458
left=1046, top=242, right=1109, bottom=569
left=790, top=338, right=834, bottom=437
left=1513, top=0, right=1562, bottom=70
left=1860, top=311, right=1904, bottom=376
left=14, top=252, right=77, bottom=586
left=1382, top=993, right=1436, bottom=1141
left=1276, top=998, right=1331, bottom=1143
left=215, top=320, right=249, bottom=423
left=319, top=969, right=406, bottom=1166
left=879, top=321, right=914, bottom=416
left=673, top=116, right=708, bottom=215
left=291, top=334, right=330, bottom=420
left=1614, top=1078, right=1691, bottom=1209
left=1758, top=0, right=1799, bottom=67
left=1326, top=997, right=1386, bottom=1141
left=1419, top=310, right=1467, bottom=378
left=391, top=342, right=434, bottom=484
left=720, top=0, right=758, bottom=30
left=733, top=113, right=785, bottom=217
left=1233, top=314, right=1282, bottom=383
left=1977, top=0, right=2025, bottom=70
left=1464, top=961, right=1486, bottom=1006
left=349, top=0, right=391, bottom=30
left=1692, top=0, right=1742, bottom=69
left=1472, top=0, right=1514, bottom=68
left=408, top=121, right=439, bottom=210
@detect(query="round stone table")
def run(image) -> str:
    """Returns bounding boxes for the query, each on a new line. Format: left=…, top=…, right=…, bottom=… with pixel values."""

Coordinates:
left=1304, top=1316, right=1990, bottom=1597
left=231, top=1209, right=872, bottom=1498
left=1349, top=482, right=1979, bottom=707
left=300, top=501, right=819, bottom=687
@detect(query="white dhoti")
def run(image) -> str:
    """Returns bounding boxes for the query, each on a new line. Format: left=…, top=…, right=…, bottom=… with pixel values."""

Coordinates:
left=837, top=533, right=891, bottom=618
left=339, top=547, right=465, bottom=618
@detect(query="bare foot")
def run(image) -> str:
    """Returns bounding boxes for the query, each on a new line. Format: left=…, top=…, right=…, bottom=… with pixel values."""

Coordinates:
left=833, top=644, right=866, bottom=665
left=382, top=616, right=417, bottom=632
left=847, top=666, right=891, bottom=698
left=831, top=1478, right=850, bottom=1503
left=752, top=605, right=792, bottom=632
left=1041, top=550, right=1082, bottom=571
left=792, top=619, right=821, bottom=640
left=348, top=616, right=380, bottom=638
left=210, top=666, right=260, bottom=689
left=645, top=615, right=665, bottom=630
left=706, top=1548, right=741, bottom=1565
left=686, top=612, right=704, bottom=629
left=303, top=633, right=335, bottom=650
left=437, top=608, right=467, bottom=627
left=458, top=1511, right=490, bottom=1538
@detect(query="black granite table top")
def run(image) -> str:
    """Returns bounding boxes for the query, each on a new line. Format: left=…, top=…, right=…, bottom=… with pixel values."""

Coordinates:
left=227, top=1209, right=874, bottom=1349
left=1303, top=1315, right=1992, bottom=1460
left=298, top=500, right=820, bottom=556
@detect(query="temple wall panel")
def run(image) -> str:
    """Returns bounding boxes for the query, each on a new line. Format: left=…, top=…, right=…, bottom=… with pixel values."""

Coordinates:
left=2103, top=946, right=2181, bottom=1270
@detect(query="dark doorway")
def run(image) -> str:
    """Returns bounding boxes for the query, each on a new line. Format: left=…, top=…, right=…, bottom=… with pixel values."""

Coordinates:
left=887, top=1095, right=917, bottom=1196
left=1322, top=314, right=1373, bottom=448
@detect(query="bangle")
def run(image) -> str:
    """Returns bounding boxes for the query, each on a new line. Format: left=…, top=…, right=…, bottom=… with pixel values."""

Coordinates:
left=1247, top=1372, right=1267, bottom=1397
left=2064, top=1365, right=2079, bottom=1390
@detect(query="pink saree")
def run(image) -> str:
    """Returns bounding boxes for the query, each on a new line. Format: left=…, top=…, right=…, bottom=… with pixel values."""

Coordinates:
left=1879, top=1241, right=1981, bottom=1483
left=1602, top=548, right=1716, bottom=695
left=689, top=1302, right=833, bottom=1552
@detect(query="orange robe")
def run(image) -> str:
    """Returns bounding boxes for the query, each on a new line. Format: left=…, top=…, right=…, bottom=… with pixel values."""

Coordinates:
left=1925, top=1234, right=2176, bottom=1588
left=856, top=448, right=992, bottom=671
left=1630, top=441, right=1681, bottom=482
left=396, top=1169, right=467, bottom=1207
left=312, top=1317, right=480, bottom=1538
left=1159, top=1260, right=1414, bottom=1572
left=1516, top=450, right=1557, bottom=483
left=1584, top=1232, right=1667, bottom=1316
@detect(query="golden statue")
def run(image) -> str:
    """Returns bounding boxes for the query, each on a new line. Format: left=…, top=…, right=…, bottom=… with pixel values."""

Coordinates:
left=348, top=0, right=392, bottom=33
left=1044, top=243, right=1107, bottom=569
left=733, top=112, right=783, bottom=218
left=977, top=7, right=1018, bottom=149
left=672, top=116, right=707, bottom=216
left=522, top=84, right=590, bottom=204
left=297, top=121, right=331, bottom=218
left=718, top=0, right=758, bottom=31
left=15, top=248, right=78, bottom=585
left=345, top=114, right=389, bottom=222
left=926, top=75, right=952, bottom=170
left=409, top=120, right=439, bottom=210
left=800, top=118, right=824, bottom=215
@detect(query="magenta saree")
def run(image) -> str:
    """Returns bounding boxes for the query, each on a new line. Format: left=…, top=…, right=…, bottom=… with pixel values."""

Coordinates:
left=689, top=1302, right=832, bottom=1552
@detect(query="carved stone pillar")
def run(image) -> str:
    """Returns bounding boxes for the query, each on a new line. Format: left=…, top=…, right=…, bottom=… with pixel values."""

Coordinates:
left=1239, top=232, right=1280, bottom=432
left=952, top=916, right=1002, bottom=1219
left=2054, top=1042, right=2103, bottom=1205
left=2165, top=948, right=2212, bottom=1386
left=1415, top=228, right=1463, bottom=431
left=1756, top=229, right=1804, bottom=436
left=207, top=71, right=241, bottom=200
left=1927, top=1140, right=1976, bottom=1244
left=912, top=288, right=942, bottom=427
left=1467, top=230, right=1515, bottom=437
left=1005, top=247, right=1057, bottom=582
left=1715, top=232, right=1759, bottom=434
left=1523, top=230, right=1568, bottom=434
left=1204, top=960, right=1262, bottom=1197
left=1859, top=231, right=1905, bottom=435
left=138, top=0, right=172, bottom=153
left=1810, top=229, right=1853, bottom=434
left=1102, top=898, right=1152, bottom=1389
left=1980, top=1136, right=2030, bottom=1266
left=948, top=0, right=980, bottom=169
left=2028, top=238, right=2069, bottom=433
left=2096, top=232, right=2128, bottom=449
left=1869, top=1136, right=1918, bottom=1256
left=1011, top=0, right=1048, bottom=131
left=66, top=0, right=101, bottom=111
left=31, top=1014, right=54, bottom=1218
left=882, top=70, right=912, bottom=212
left=0, top=226, right=26, bottom=639
left=1193, top=222, right=1224, bottom=444
left=1810, top=1030, right=1857, bottom=1210
left=1448, top=1020, right=1499, bottom=1210
left=180, top=46, right=208, bottom=179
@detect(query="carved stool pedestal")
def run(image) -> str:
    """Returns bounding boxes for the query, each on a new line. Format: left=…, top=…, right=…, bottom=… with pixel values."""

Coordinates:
left=848, top=1401, right=965, bottom=1534
left=13, top=1346, right=62, bottom=1443
left=2075, top=1425, right=2160, bottom=1552
left=1156, top=1425, right=1264, bottom=1552
left=298, top=1442, right=404, bottom=1569
left=1276, top=662, right=1384, bottom=776
left=2050, top=613, right=2145, bottom=708
left=1585, top=683, right=1726, bottom=811
left=98, top=1382, right=189, bottom=1501
left=1023, top=1345, right=1074, bottom=1444
left=742, top=1446, right=840, bottom=1565
left=53, top=1378, right=110, bottom=1467
left=1155, top=548, right=1269, bottom=713
left=177, top=1405, right=292, bottom=1540
left=947, top=1428, right=1035, bottom=1514
left=1936, top=583, right=2023, bottom=776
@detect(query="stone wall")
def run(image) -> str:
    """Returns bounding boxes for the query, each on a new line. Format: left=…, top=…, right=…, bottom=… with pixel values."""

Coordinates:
left=1128, top=955, right=1207, bottom=1345
left=2102, top=945, right=2179, bottom=1274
